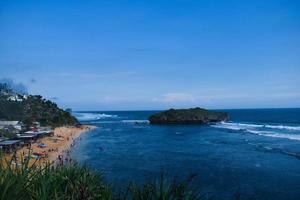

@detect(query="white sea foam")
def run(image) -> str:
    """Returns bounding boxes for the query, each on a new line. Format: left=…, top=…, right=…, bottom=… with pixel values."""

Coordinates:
left=264, top=125, right=300, bottom=131
left=89, top=121, right=119, bottom=124
left=257, top=133, right=300, bottom=141
left=121, top=120, right=150, bottom=124
left=211, top=123, right=244, bottom=131
left=219, top=122, right=300, bottom=131
left=246, top=129, right=276, bottom=135
left=212, top=122, right=300, bottom=141
left=74, top=112, right=118, bottom=121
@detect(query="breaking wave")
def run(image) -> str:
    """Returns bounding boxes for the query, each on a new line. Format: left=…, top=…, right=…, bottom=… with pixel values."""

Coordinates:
left=212, top=122, right=300, bottom=141
left=121, top=120, right=150, bottom=124
left=216, top=122, right=300, bottom=131
left=73, top=112, right=118, bottom=121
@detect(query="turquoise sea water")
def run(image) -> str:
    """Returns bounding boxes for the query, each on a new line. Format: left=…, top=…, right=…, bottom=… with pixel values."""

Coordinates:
left=71, top=109, right=300, bottom=200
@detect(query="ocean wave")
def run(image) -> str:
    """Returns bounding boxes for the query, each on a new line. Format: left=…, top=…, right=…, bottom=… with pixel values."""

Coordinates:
left=121, top=120, right=150, bottom=124
left=73, top=112, right=118, bottom=121
left=211, top=122, right=300, bottom=141
left=88, top=121, right=119, bottom=124
left=259, top=133, right=300, bottom=141
left=219, top=122, right=300, bottom=131
left=264, top=125, right=300, bottom=131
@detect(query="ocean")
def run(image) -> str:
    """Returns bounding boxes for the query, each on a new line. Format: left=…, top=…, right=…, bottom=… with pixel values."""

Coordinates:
left=71, top=109, right=300, bottom=200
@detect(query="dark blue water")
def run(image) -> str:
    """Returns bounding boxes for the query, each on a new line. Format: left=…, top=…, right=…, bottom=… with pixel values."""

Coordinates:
left=71, top=109, right=300, bottom=200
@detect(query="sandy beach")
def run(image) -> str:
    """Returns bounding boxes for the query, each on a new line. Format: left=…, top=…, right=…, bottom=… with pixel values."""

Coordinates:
left=2, top=125, right=96, bottom=166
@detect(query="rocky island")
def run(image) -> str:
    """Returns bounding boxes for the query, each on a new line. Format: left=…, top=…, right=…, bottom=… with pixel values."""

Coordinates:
left=149, top=107, right=229, bottom=124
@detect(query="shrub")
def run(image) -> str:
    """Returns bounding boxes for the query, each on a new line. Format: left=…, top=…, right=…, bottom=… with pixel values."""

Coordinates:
left=0, top=155, right=205, bottom=200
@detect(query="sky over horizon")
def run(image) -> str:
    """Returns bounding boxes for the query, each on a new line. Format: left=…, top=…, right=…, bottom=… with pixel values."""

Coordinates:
left=0, top=0, right=299, bottom=110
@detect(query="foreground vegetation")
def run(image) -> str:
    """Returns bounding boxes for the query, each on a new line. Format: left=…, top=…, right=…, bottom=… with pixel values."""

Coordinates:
left=0, top=155, right=206, bottom=200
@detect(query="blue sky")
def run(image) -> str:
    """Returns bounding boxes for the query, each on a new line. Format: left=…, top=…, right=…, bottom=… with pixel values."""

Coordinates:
left=0, top=0, right=299, bottom=110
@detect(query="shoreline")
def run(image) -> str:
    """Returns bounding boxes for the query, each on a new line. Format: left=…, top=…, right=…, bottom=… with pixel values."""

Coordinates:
left=2, top=125, right=96, bottom=166
left=49, top=125, right=97, bottom=165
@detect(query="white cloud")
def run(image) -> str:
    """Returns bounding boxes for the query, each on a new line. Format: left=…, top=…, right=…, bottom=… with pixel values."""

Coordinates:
left=153, top=93, right=196, bottom=103
left=101, top=96, right=130, bottom=103
left=57, top=71, right=138, bottom=79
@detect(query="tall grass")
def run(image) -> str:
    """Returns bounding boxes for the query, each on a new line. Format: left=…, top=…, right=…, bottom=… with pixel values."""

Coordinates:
left=0, top=153, right=205, bottom=200
left=124, top=173, right=205, bottom=200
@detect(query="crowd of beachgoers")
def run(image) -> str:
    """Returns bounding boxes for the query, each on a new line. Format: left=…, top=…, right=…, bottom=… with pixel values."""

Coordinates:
left=1, top=125, right=95, bottom=167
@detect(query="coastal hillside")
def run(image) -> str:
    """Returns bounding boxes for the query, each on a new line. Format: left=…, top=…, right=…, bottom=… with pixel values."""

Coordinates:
left=149, top=107, right=229, bottom=124
left=0, top=83, right=78, bottom=127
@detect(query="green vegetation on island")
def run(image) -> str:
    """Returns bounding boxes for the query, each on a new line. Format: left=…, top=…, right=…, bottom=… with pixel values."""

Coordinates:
left=149, top=107, right=229, bottom=124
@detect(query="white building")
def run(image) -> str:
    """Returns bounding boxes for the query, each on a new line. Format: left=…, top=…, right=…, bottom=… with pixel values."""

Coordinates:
left=0, top=121, right=22, bottom=131
left=6, top=94, right=27, bottom=102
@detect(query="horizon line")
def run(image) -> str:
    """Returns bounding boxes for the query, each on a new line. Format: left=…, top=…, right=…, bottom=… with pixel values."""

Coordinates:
left=73, top=107, right=300, bottom=112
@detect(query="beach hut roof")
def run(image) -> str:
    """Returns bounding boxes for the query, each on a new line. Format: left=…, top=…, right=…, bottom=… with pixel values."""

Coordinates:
left=18, top=135, right=36, bottom=139
left=24, top=131, right=36, bottom=134
left=24, top=130, right=51, bottom=135
left=0, top=121, right=19, bottom=126
left=0, top=140, right=21, bottom=146
left=0, top=121, right=20, bottom=129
